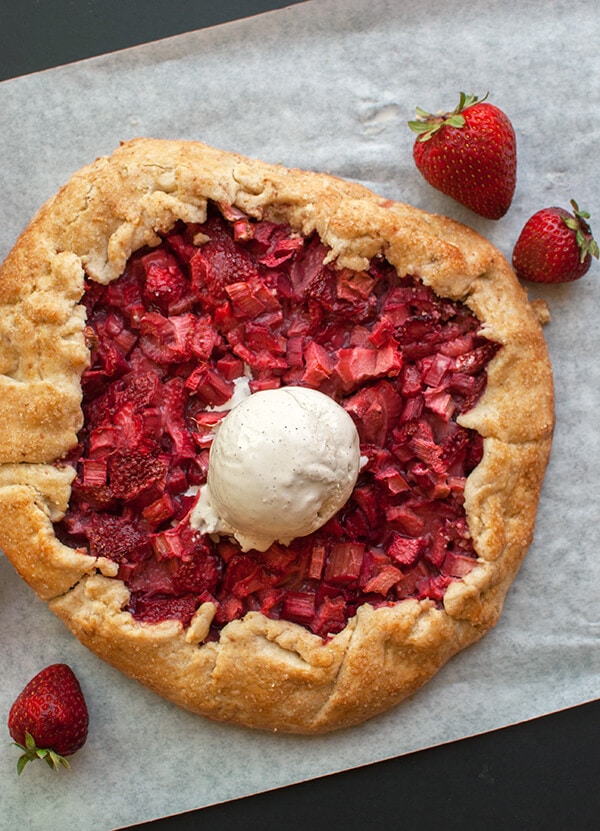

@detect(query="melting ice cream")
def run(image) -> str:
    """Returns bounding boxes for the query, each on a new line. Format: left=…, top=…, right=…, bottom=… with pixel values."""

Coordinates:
left=190, top=386, right=361, bottom=552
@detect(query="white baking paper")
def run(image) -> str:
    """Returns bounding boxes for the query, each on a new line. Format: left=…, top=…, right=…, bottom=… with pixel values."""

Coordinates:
left=0, top=1, right=599, bottom=828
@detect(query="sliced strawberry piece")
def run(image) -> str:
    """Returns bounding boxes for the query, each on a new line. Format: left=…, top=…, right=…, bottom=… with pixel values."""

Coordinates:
left=127, top=592, right=200, bottom=626
left=87, top=513, right=149, bottom=562
left=139, top=311, right=196, bottom=364
left=190, top=217, right=259, bottom=301
left=141, top=249, right=188, bottom=312
left=108, top=447, right=166, bottom=501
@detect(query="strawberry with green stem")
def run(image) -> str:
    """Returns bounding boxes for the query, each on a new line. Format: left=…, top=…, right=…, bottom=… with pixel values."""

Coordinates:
left=409, top=92, right=517, bottom=220
left=512, top=199, right=598, bottom=283
left=7, top=663, right=89, bottom=774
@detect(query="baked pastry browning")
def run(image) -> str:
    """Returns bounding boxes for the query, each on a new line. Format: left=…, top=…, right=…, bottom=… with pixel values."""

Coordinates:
left=0, top=139, right=554, bottom=732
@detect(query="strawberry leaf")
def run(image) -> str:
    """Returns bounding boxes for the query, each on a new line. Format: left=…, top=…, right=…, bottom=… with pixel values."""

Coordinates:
left=444, top=114, right=467, bottom=128
left=408, top=92, right=486, bottom=142
left=46, top=750, right=70, bottom=771
left=563, top=200, right=599, bottom=263
left=16, top=753, right=29, bottom=777
left=12, top=731, right=71, bottom=774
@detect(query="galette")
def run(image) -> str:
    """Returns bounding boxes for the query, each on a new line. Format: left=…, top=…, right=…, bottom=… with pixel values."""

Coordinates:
left=0, top=139, right=554, bottom=732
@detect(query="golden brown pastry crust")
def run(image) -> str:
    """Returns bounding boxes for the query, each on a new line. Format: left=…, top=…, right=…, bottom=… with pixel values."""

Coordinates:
left=0, top=138, right=554, bottom=733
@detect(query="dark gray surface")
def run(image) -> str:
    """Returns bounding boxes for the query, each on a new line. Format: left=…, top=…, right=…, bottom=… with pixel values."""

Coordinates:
left=1, top=3, right=598, bottom=829
left=0, top=1, right=297, bottom=80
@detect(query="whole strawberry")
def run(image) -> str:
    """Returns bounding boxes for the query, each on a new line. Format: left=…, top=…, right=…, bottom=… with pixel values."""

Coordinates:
left=8, top=664, right=89, bottom=774
left=409, top=92, right=516, bottom=220
left=512, top=199, right=599, bottom=283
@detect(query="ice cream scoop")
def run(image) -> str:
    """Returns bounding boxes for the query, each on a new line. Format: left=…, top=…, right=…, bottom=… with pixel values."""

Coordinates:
left=190, top=386, right=362, bottom=552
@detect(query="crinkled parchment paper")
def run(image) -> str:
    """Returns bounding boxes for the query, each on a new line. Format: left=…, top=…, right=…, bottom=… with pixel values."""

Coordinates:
left=0, top=0, right=599, bottom=828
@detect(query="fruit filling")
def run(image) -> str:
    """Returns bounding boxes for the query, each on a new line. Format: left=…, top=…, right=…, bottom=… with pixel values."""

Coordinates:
left=55, top=203, right=500, bottom=640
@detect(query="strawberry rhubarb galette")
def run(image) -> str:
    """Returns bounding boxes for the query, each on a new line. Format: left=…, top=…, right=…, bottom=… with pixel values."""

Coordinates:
left=0, top=139, right=554, bottom=733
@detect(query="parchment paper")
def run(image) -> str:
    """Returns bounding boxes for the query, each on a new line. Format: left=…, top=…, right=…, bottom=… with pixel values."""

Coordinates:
left=1, top=1, right=599, bottom=828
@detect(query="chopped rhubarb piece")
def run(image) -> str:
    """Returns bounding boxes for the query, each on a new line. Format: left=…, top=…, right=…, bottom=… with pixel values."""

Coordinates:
left=251, top=220, right=304, bottom=266
left=385, top=504, right=426, bottom=536
left=368, top=316, right=395, bottom=348
left=442, top=551, right=478, bottom=578
left=142, top=492, right=176, bottom=526
left=407, top=423, right=446, bottom=474
left=244, top=324, right=287, bottom=355
left=344, top=381, right=403, bottom=446
left=191, top=314, right=221, bottom=360
left=312, top=595, right=348, bottom=637
left=363, top=564, right=402, bottom=595
left=225, top=280, right=270, bottom=318
left=336, top=269, right=376, bottom=302
left=308, top=543, right=327, bottom=580
left=400, top=363, right=423, bottom=397
left=217, top=202, right=252, bottom=224
left=280, top=592, right=316, bottom=625
left=231, top=218, right=254, bottom=241
left=226, top=557, right=270, bottom=599
left=373, top=457, right=410, bottom=495
left=215, top=353, right=245, bottom=380
left=335, top=343, right=402, bottom=391
left=448, top=371, right=479, bottom=396
left=164, top=230, right=198, bottom=263
left=286, top=335, right=304, bottom=369
left=342, top=505, right=372, bottom=539
left=399, top=395, right=424, bottom=424
left=439, top=333, right=475, bottom=357
left=421, top=352, right=455, bottom=387
left=232, top=340, right=288, bottom=372
left=423, top=573, right=452, bottom=602
left=214, top=595, right=245, bottom=625
left=151, top=526, right=188, bottom=561
left=185, top=363, right=234, bottom=406
left=82, top=458, right=107, bottom=487
left=423, top=526, right=448, bottom=568
left=386, top=533, right=426, bottom=567
left=288, top=236, right=331, bottom=299
left=324, top=542, right=365, bottom=584
left=301, top=340, right=335, bottom=386
left=423, top=387, right=455, bottom=421
left=165, top=465, right=192, bottom=495
left=352, top=483, right=384, bottom=527
left=394, top=562, right=426, bottom=600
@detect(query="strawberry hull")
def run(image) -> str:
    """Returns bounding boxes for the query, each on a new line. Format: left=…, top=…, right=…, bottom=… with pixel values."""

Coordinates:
left=56, top=204, right=500, bottom=641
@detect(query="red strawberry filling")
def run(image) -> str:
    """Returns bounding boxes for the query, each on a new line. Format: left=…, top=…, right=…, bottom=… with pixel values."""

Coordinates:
left=55, top=204, right=500, bottom=640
